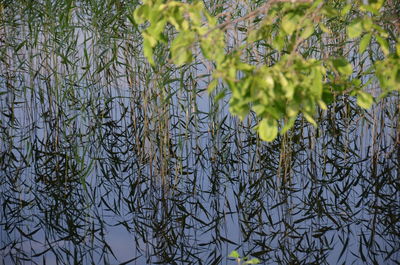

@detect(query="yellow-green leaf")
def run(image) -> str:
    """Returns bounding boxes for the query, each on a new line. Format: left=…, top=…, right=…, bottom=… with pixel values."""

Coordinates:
left=281, top=13, right=298, bottom=35
left=310, top=67, right=323, bottom=97
left=318, top=100, right=327, bottom=110
left=133, top=5, right=149, bottom=24
left=347, top=19, right=362, bottom=39
left=304, top=113, right=317, bottom=127
left=332, top=58, right=353, bottom=77
left=281, top=116, right=296, bottom=135
left=171, top=31, right=195, bottom=65
left=340, top=4, right=351, bottom=16
left=376, top=35, right=389, bottom=56
left=286, top=104, right=298, bottom=117
left=362, top=17, right=373, bottom=31
left=301, top=24, right=314, bottom=40
left=228, top=250, right=240, bottom=259
left=143, top=38, right=154, bottom=65
left=258, top=118, right=278, bottom=142
left=319, top=24, right=331, bottom=34
left=244, top=258, right=261, bottom=264
left=357, top=91, right=373, bottom=109
left=369, top=0, right=384, bottom=11
left=207, top=79, right=218, bottom=93
left=359, top=33, right=371, bottom=54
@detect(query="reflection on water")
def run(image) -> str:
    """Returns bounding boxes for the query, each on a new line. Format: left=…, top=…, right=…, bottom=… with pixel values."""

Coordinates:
left=1, top=1, right=399, bottom=264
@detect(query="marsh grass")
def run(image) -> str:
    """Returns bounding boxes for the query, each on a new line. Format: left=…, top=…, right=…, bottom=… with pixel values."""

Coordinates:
left=0, top=0, right=399, bottom=264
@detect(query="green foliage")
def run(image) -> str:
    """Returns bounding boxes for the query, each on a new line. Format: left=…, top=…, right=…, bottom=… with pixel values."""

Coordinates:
left=133, top=0, right=399, bottom=142
left=228, top=250, right=260, bottom=265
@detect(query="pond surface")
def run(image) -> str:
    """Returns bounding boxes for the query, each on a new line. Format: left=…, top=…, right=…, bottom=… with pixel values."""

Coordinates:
left=1, top=1, right=399, bottom=264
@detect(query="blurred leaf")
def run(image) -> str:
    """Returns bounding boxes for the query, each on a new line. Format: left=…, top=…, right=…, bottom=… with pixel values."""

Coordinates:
left=133, top=5, right=149, bottom=24
left=228, top=251, right=240, bottom=259
left=304, top=113, right=317, bottom=127
left=359, top=33, right=371, bottom=54
left=147, top=18, right=167, bottom=38
left=282, top=13, right=298, bottom=35
left=272, top=33, right=284, bottom=50
left=208, top=79, right=218, bottom=93
left=143, top=38, right=154, bottom=65
left=281, top=116, right=297, bottom=135
left=362, top=17, right=373, bottom=31
left=368, top=0, right=384, bottom=11
left=318, top=100, right=327, bottom=110
left=332, top=58, right=353, bottom=77
left=376, top=35, right=389, bottom=56
left=258, top=118, right=278, bottom=142
left=244, top=258, right=260, bottom=264
left=171, top=31, right=195, bottom=65
left=347, top=19, right=362, bottom=39
left=310, top=67, right=323, bottom=97
left=357, top=91, right=373, bottom=109
left=301, top=24, right=314, bottom=39
left=340, top=4, right=352, bottom=16
left=319, top=23, right=331, bottom=34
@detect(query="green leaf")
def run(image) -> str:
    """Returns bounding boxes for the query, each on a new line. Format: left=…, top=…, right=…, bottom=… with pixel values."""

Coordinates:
left=258, top=118, right=278, bottom=142
left=286, top=104, right=298, bottom=117
left=359, top=33, right=371, bottom=54
left=272, top=33, right=284, bottom=51
left=281, top=116, right=296, bottom=135
left=332, top=58, right=353, bottom=77
left=228, top=250, right=240, bottom=259
left=318, top=100, right=327, bottom=110
left=253, top=104, right=265, bottom=116
left=319, top=23, right=331, bottom=34
left=264, top=75, right=274, bottom=89
left=247, top=29, right=259, bottom=43
left=368, top=0, right=384, bottom=11
left=347, top=19, right=362, bottom=39
left=301, top=24, right=314, bottom=40
left=148, top=4, right=163, bottom=24
left=282, top=13, right=298, bottom=35
left=143, top=32, right=158, bottom=47
left=310, top=67, right=323, bottom=97
left=340, top=4, right=352, bottom=16
left=362, top=17, right=373, bottom=31
left=357, top=91, right=373, bottom=109
left=376, top=35, right=389, bottom=56
left=207, top=79, right=218, bottom=93
left=188, top=3, right=203, bottom=26
left=284, top=84, right=295, bottom=100
left=304, top=113, right=317, bottom=127
left=215, top=90, right=226, bottom=101
left=147, top=18, right=167, bottom=38
left=200, top=29, right=225, bottom=63
left=143, top=38, right=154, bottom=65
left=244, top=258, right=261, bottom=264
left=204, top=10, right=217, bottom=26
left=133, top=5, right=149, bottom=24
left=171, top=31, right=195, bottom=65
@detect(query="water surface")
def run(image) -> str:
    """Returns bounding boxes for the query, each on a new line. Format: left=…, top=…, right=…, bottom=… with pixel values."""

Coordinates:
left=1, top=1, right=399, bottom=264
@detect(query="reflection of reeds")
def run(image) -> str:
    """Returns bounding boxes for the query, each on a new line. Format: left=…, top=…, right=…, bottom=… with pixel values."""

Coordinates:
left=0, top=0, right=399, bottom=264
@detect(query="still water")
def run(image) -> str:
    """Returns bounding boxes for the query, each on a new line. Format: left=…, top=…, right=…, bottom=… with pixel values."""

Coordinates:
left=1, top=1, right=399, bottom=264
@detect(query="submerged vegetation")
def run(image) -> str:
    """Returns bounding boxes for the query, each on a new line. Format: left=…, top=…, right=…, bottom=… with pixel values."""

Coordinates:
left=0, top=0, right=399, bottom=264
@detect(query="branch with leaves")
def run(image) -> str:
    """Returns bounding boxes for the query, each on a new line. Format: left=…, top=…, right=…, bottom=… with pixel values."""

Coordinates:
left=133, top=0, right=399, bottom=142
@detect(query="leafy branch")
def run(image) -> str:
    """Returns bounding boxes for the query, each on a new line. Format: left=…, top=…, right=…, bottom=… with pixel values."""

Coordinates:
left=133, top=0, right=400, bottom=142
